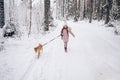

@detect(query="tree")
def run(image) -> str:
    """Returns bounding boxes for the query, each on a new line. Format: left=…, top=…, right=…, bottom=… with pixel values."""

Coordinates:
left=44, top=0, right=50, bottom=31
left=97, top=0, right=101, bottom=21
left=105, top=0, right=112, bottom=24
left=88, top=0, right=93, bottom=23
left=0, top=0, right=5, bottom=28
left=78, top=0, right=80, bottom=19
left=83, top=0, right=86, bottom=19
left=28, top=0, right=32, bottom=36
left=55, top=0, right=119, bottom=24
left=116, top=0, right=120, bottom=6
left=74, top=0, right=77, bottom=17
left=62, top=0, right=65, bottom=17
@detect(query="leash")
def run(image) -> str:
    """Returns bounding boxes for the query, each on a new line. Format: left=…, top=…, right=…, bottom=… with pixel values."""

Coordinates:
left=20, top=35, right=61, bottom=80
left=42, top=35, right=61, bottom=46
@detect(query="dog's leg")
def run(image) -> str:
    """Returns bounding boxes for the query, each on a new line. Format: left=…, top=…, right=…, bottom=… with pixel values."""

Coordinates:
left=38, top=51, right=40, bottom=59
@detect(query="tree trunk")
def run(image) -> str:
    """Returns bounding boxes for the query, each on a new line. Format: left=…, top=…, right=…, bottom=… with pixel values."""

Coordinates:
left=66, top=0, right=70, bottom=19
left=44, top=0, right=50, bottom=31
left=77, top=0, right=80, bottom=18
left=83, top=0, right=86, bottom=19
left=89, top=0, right=93, bottom=23
left=63, top=0, right=65, bottom=17
left=28, top=0, right=32, bottom=36
left=9, top=0, right=14, bottom=22
left=0, top=0, right=5, bottom=28
left=97, top=0, right=101, bottom=21
left=105, top=0, right=110, bottom=24
left=74, top=0, right=77, bottom=17
left=116, top=0, right=120, bottom=6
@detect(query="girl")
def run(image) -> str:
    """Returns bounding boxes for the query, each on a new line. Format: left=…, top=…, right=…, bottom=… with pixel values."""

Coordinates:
left=61, top=24, right=75, bottom=52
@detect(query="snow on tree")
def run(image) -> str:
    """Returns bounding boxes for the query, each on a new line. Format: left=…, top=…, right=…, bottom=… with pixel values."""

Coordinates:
left=3, top=0, right=44, bottom=37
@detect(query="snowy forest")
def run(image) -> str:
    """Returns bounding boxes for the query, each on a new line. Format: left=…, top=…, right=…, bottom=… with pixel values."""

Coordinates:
left=0, top=0, right=120, bottom=38
left=0, top=0, right=120, bottom=80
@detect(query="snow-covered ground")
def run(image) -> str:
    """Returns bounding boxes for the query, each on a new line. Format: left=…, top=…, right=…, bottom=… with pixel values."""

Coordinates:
left=0, top=21, right=120, bottom=80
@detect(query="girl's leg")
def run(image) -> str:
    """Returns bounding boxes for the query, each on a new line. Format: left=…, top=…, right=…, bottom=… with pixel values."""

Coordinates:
left=64, top=42, right=68, bottom=52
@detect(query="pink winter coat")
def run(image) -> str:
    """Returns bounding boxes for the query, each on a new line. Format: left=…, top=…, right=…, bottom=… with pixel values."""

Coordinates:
left=61, top=26, right=75, bottom=42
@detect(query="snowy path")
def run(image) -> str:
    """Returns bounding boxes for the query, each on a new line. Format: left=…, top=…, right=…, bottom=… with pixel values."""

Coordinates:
left=0, top=21, right=120, bottom=80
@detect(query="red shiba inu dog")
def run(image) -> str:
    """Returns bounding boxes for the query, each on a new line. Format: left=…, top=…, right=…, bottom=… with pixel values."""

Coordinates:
left=34, top=43, right=43, bottom=59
